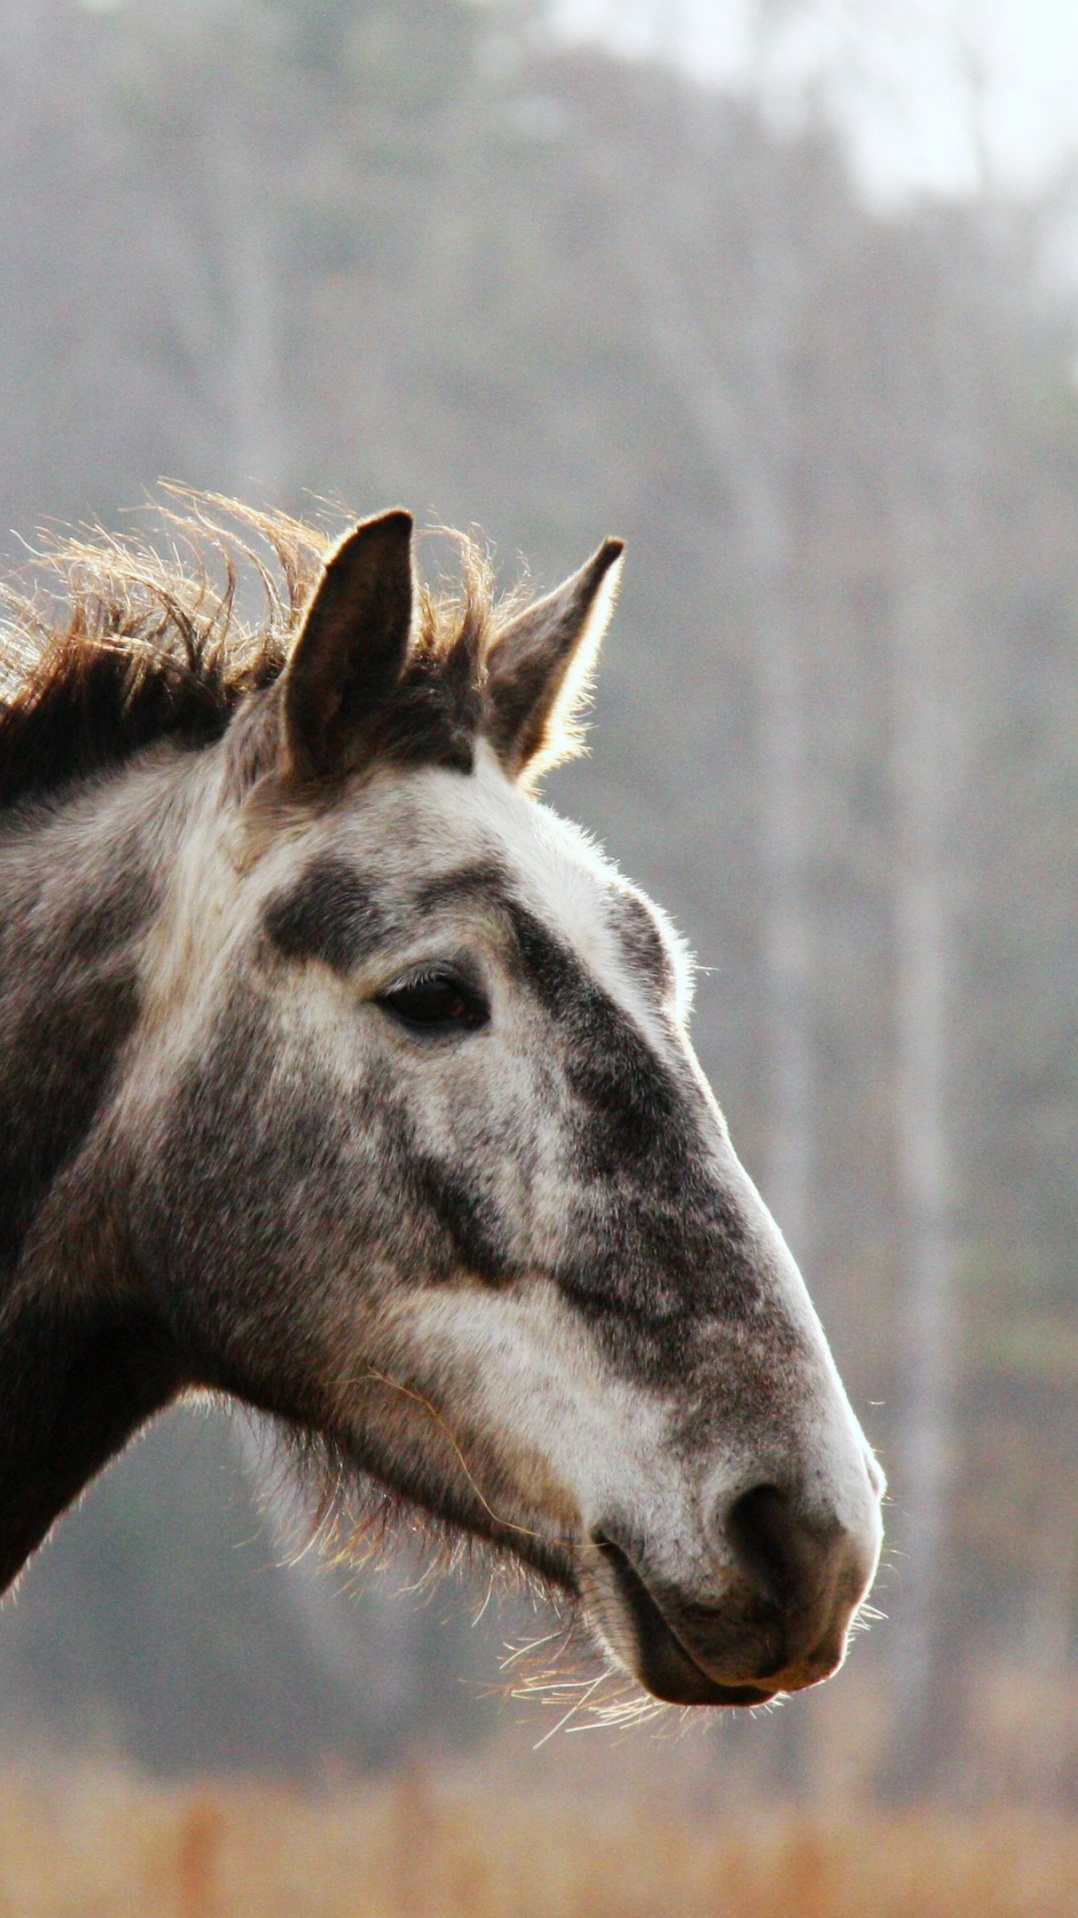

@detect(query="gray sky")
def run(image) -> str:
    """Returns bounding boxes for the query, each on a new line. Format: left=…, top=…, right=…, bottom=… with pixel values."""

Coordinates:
left=551, top=0, right=1078, bottom=203
left=75, top=0, right=1078, bottom=206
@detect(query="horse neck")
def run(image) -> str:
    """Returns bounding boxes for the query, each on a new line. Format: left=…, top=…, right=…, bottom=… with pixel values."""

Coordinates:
left=0, top=749, right=200, bottom=1592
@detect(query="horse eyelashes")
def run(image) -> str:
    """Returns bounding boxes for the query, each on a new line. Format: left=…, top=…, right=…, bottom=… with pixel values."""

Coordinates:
left=377, top=969, right=490, bottom=1036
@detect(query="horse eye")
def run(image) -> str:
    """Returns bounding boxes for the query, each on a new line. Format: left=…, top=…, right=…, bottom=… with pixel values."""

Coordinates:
left=377, top=969, right=489, bottom=1035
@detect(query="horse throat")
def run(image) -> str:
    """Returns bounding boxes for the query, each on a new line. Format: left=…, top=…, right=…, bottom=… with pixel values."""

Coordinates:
left=0, top=768, right=185, bottom=1593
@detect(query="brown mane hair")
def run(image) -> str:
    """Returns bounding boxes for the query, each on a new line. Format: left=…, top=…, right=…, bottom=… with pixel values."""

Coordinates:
left=0, top=492, right=510, bottom=807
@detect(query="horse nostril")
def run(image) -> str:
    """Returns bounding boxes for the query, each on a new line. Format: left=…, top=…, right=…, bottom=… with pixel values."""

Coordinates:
left=724, top=1482, right=833, bottom=1612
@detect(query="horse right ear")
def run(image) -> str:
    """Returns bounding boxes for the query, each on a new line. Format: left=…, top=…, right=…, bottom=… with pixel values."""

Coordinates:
left=483, top=538, right=624, bottom=787
left=280, top=510, right=414, bottom=784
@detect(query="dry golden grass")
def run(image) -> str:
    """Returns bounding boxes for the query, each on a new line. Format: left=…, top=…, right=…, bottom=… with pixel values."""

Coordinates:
left=0, top=1769, right=1075, bottom=1918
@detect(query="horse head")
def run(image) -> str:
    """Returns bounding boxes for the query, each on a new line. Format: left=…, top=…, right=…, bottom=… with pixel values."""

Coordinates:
left=0, top=505, right=883, bottom=1708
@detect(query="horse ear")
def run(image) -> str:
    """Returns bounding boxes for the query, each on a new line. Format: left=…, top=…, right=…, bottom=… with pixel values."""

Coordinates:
left=484, top=538, right=624, bottom=784
left=281, top=509, right=414, bottom=784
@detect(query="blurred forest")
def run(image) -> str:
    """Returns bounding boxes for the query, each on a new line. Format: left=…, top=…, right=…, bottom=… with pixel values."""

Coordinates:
left=0, top=0, right=1075, bottom=1815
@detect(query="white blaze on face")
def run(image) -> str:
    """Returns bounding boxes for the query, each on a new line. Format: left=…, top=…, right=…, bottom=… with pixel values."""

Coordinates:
left=387, top=1281, right=674, bottom=1523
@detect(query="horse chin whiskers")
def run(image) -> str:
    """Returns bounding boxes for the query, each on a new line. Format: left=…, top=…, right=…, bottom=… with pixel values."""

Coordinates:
left=251, top=1408, right=583, bottom=1613
left=496, top=1622, right=694, bottom=1746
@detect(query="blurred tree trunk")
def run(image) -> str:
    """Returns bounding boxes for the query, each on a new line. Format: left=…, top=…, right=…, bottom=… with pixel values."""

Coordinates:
left=880, top=257, right=972, bottom=1800
left=0, top=0, right=109, bottom=527
left=743, top=151, right=812, bottom=1274
left=109, top=11, right=289, bottom=497
left=210, top=122, right=286, bottom=495
left=883, top=504, right=961, bottom=1796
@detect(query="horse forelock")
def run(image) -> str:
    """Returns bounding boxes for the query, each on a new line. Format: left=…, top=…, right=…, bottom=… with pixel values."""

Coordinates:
left=0, top=495, right=531, bottom=810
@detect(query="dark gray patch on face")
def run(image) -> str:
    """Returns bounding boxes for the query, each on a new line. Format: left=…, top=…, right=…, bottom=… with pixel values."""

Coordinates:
left=412, top=859, right=512, bottom=918
left=0, top=839, right=156, bottom=1277
left=132, top=986, right=544, bottom=1567
left=136, top=980, right=515, bottom=1383
left=68, top=869, right=158, bottom=965
left=407, top=1149, right=517, bottom=1289
left=498, top=898, right=780, bottom=1386
left=504, top=900, right=681, bottom=1172
left=132, top=985, right=359, bottom=1397
left=264, top=855, right=387, bottom=973
left=608, top=891, right=676, bottom=1001
left=0, top=962, right=141, bottom=1274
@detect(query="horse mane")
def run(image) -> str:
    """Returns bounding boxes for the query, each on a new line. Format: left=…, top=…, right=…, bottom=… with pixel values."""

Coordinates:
left=0, top=491, right=510, bottom=807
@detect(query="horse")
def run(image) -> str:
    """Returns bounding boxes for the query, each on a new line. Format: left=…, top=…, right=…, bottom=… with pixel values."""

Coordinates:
left=0, top=495, right=883, bottom=1710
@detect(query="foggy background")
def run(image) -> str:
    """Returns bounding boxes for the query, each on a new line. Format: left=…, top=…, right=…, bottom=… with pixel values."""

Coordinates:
left=0, top=0, right=1075, bottom=1816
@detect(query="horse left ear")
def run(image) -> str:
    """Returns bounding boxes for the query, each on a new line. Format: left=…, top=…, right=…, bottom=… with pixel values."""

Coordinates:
left=484, top=538, right=624, bottom=784
left=281, top=509, right=414, bottom=784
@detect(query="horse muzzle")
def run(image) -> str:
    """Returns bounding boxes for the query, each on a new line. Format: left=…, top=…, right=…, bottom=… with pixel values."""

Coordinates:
left=589, top=1478, right=882, bottom=1708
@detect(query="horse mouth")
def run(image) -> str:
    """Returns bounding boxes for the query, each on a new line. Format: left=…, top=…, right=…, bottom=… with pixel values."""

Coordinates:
left=592, top=1534, right=780, bottom=1709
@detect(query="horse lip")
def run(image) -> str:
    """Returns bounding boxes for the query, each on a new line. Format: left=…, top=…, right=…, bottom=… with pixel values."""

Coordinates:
left=592, top=1533, right=778, bottom=1709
